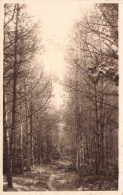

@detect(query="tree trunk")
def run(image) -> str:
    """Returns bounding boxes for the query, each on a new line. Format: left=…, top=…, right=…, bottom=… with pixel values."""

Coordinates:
left=46, top=129, right=50, bottom=163
left=26, top=105, right=31, bottom=171
left=30, top=103, right=34, bottom=166
left=94, top=84, right=100, bottom=175
left=37, top=130, right=41, bottom=165
left=20, top=124, right=24, bottom=173
left=3, top=90, right=8, bottom=175
left=8, top=4, right=19, bottom=188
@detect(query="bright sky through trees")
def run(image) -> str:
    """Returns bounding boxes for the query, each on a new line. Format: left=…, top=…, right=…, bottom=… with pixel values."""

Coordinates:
left=27, top=1, right=91, bottom=107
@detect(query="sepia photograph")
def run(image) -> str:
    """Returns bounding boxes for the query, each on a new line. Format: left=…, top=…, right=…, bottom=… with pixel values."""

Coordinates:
left=2, top=0, right=120, bottom=192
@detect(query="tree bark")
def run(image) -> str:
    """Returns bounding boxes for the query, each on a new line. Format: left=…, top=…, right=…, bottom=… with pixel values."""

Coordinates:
left=30, top=103, right=34, bottom=166
left=3, top=90, right=8, bottom=175
left=94, top=84, right=100, bottom=175
left=8, top=4, right=19, bottom=188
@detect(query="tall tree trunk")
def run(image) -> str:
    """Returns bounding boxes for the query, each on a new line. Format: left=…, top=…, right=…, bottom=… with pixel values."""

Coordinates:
left=30, top=103, right=34, bottom=166
left=26, top=103, right=31, bottom=171
left=94, top=84, right=100, bottom=175
left=75, top=63, right=80, bottom=172
left=3, top=90, right=8, bottom=174
left=8, top=4, right=19, bottom=188
left=37, top=128, right=42, bottom=165
left=20, top=123, right=24, bottom=173
left=19, top=85, right=24, bottom=173
left=49, top=129, right=51, bottom=161
left=46, top=129, right=50, bottom=163
left=37, top=132, right=41, bottom=165
left=24, top=77, right=31, bottom=171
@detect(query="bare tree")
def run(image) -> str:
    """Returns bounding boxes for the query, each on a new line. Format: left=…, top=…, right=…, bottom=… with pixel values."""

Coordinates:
left=63, top=3, right=118, bottom=187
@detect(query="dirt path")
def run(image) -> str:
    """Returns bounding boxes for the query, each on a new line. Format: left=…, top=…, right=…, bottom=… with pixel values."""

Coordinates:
left=46, top=160, right=80, bottom=191
left=3, top=160, right=81, bottom=191
left=3, top=159, right=118, bottom=191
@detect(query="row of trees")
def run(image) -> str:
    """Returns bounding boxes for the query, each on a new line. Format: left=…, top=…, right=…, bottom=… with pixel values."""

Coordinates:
left=63, top=3, right=118, bottom=183
left=3, top=4, right=59, bottom=188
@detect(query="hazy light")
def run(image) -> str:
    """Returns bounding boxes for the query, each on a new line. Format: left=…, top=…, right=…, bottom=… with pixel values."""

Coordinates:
left=27, top=1, right=91, bottom=108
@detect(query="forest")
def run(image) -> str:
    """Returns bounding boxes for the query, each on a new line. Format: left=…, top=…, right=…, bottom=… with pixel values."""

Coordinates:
left=3, top=3, right=118, bottom=191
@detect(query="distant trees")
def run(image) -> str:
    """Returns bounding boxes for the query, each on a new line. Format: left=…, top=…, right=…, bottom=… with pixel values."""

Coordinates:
left=64, top=3, right=118, bottom=185
left=3, top=3, right=59, bottom=188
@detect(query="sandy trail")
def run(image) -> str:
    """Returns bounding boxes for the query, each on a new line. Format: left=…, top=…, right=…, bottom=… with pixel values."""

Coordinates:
left=3, top=159, right=80, bottom=191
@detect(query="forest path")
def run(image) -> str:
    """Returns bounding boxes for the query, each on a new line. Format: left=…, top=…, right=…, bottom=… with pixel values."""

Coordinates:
left=46, top=160, right=80, bottom=191
left=3, top=159, right=81, bottom=191
left=4, top=159, right=118, bottom=191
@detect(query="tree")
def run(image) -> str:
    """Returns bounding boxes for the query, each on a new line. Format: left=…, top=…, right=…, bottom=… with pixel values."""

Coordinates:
left=3, top=3, right=42, bottom=187
left=63, top=3, right=118, bottom=184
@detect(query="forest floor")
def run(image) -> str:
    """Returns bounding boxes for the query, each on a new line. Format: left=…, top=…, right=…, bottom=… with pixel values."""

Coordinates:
left=3, top=159, right=118, bottom=191
left=3, top=160, right=80, bottom=191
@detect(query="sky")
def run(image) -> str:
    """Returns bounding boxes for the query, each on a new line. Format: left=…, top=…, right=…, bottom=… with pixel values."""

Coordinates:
left=27, top=1, right=92, bottom=108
